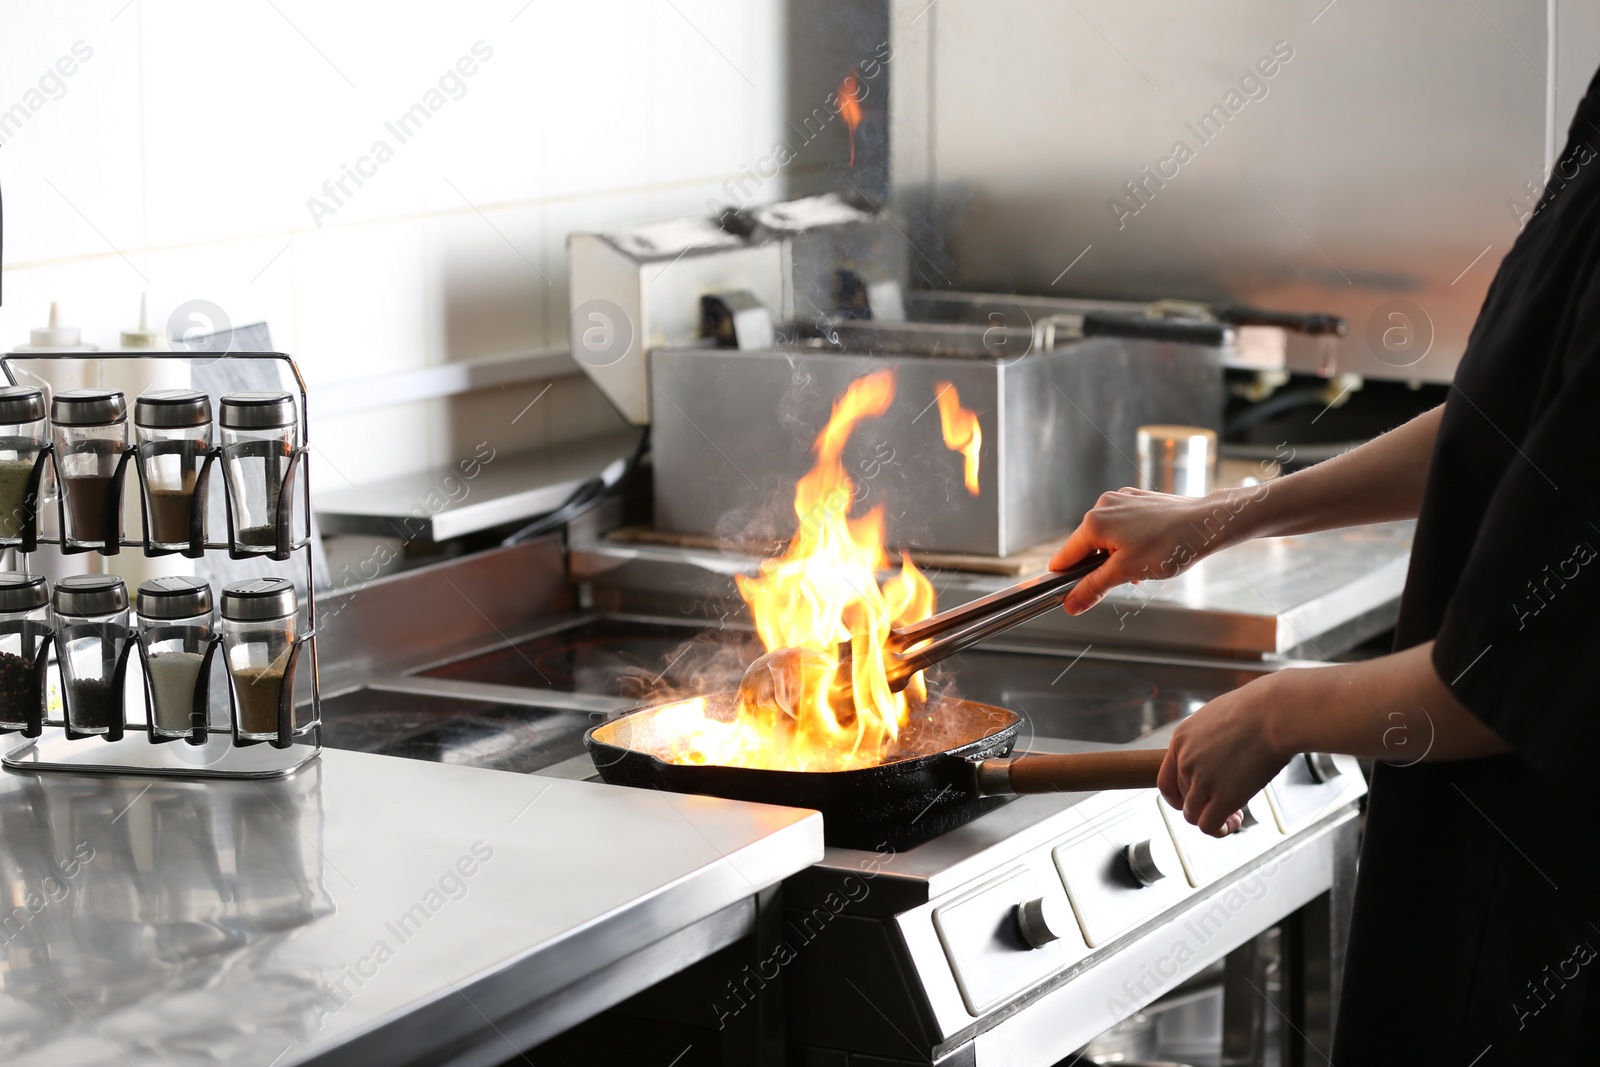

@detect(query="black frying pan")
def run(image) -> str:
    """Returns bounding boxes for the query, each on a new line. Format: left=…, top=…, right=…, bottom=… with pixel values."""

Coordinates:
left=585, top=696, right=1165, bottom=851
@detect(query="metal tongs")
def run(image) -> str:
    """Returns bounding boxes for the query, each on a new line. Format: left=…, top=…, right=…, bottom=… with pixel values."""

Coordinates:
left=841, top=550, right=1109, bottom=692
left=736, top=552, right=1108, bottom=711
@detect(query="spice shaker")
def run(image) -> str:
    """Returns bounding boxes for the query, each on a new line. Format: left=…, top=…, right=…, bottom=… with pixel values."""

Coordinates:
left=53, top=574, right=130, bottom=736
left=0, top=387, right=47, bottom=541
left=134, top=389, right=212, bottom=551
left=220, top=577, right=297, bottom=741
left=219, top=391, right=297, bottom=554
left=51, top=388, right=130, bottom=550
left=0, top=573, right=50, bottom=731
left=137, top=576, right=213, bottom=738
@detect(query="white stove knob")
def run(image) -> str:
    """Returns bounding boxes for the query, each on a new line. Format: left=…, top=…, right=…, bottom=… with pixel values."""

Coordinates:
left=1305, top=752, right=1342, bottom=784
left=1238, top=805, right=1260, bottom=830
left=1123, top=839, right=1167, bottom=886
left=1015, top=896, right=1064, bottom=949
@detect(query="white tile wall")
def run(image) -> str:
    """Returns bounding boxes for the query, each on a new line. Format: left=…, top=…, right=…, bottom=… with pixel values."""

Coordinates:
left=0, top=0, right=791, bottom=485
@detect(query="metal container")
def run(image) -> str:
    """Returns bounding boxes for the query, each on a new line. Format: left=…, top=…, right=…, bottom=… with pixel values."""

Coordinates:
left=136, top=575, right=213, bottom=737
left=650, top=337, right=1223, bottom=556
left=219, top=391, right=297, bottom=554
left=135, top=389, right=212, bottom=550
left=220, top=577, right=297, bottom=741
left=51, top=388, right=129, bottom=550
left=0, top=572, right=49, bottom=730
left=1136, top=425, right=1217, bottom=497
left=0, top=387, right=47, bottom=541
left=52, top=573, right=130, bottom=736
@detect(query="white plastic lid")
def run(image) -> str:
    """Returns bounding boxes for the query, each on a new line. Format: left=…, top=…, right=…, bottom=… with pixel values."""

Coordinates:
left=17, top=303, right=97, bottom=352
left=120, top=293, right=167, bottom=350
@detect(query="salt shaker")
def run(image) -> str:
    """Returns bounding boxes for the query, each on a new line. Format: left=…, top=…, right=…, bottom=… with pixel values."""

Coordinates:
left=220, top=577, right=297, bottom=741
left=51, top=388, right=130, bottom=550
left=135, top=389, right=212, bottom=552
left=0, top=573, right=50, bottom=731
left=136, top=576, right=213, bottom=738
left=53, top=574, right=130, bottom=735
left=219, top=392, right=297, bottom=554
left=0, top=387, right=47, bottom=541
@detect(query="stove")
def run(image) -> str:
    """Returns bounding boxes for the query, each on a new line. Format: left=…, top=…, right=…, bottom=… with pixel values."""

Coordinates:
left=418, top=617, right=757, bottom=697
left=321, top=612, right=1364, bottom=1065
left=316, top=688, right=594, bottom=774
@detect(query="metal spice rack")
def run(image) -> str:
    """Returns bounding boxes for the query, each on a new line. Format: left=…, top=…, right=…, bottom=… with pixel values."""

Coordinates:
left=0, top=352, right=320, bottom=779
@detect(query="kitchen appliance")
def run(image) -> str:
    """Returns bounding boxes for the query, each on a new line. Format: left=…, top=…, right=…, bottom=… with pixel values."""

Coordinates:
left=569, top=194, right=1248, bottom=557
left=310, top=557, right=1365, bottom=1066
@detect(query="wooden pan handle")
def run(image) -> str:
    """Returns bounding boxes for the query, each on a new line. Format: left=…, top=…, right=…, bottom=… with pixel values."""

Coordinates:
left=974, top=749, right=1167, bottom=796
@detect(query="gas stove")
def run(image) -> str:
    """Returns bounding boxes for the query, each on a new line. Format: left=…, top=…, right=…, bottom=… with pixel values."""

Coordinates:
left=319, top=611, right=1363, bottom=1065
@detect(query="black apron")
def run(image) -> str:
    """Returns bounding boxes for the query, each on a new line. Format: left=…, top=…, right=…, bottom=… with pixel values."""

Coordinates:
left=1333, top=68, right=1600, bottom=1061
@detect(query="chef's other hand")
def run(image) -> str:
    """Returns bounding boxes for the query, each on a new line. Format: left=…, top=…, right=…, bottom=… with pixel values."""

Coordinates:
left=1157, top=674, right=1292, bottom=837
left=1051, top=487, right=1240, bottom=615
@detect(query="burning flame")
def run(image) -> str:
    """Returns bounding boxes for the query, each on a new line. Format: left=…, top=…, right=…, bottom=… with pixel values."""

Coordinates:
left=665, top=369, right=937, bottom=771
left=839, top=70, right=863, bottom=167
left=934, top=382, right=982, bottom=495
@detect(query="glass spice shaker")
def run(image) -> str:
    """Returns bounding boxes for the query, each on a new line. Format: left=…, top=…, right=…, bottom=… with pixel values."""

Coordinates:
left=218, top=391, right=297, bottom=554
left=136, top=576, right=213, bottom=738
left=0, top=387, right=47, bottom=541
left=135, top=390, right=212, bottom=552
left=51, top=388, right=130, bottom=551
left=220, top=578, right=297, bottom=741
left=0, top=573, right=50, bottom=731
left=52, top=574, right=130, bottom=736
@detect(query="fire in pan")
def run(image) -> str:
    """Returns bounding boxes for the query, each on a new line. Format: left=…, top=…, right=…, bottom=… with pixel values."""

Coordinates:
left=585, top=559, right=1165, bottom=851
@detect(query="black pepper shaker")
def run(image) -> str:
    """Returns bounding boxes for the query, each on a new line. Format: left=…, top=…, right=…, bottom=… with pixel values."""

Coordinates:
left=0, top=572, right=49, bottom=731
left=52, top=574, right=130, bottom=736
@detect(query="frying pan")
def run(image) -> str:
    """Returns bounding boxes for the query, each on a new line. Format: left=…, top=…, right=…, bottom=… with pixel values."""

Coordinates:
left=585, top=696, right=1166, bottom=851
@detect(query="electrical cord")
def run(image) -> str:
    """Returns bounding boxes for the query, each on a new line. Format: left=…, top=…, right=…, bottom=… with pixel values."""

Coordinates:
left=1223, top=387, right=1331, bottom=436
left=500, top=428, right=649, bottom=546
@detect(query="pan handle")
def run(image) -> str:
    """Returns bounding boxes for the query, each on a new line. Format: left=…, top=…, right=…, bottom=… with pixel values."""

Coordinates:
left=1209, top=303, right=1349, bottom=337
left=973, top=749, right=1166, bottom=796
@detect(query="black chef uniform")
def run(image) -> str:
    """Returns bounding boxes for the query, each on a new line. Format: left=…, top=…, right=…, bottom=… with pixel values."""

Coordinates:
left=1333, top=69, right=1600, bottom=1060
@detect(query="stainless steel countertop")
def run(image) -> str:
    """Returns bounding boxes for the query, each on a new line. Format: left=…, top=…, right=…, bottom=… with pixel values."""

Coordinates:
left=314, top=430, right=641, bottom=542
left=0, top=746, right=822, bottom=1066
left=572, top=521, right=1414, bottom=658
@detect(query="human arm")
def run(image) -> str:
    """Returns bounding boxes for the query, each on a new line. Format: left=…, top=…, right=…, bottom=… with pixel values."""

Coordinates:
left=1050, top=404, right=1445, bottom=614
left=1157, top=640, right=1510, bottom=836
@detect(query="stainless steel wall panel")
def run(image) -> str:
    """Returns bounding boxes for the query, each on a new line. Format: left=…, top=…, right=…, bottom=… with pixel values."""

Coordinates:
left=890, top=0, right=1552, bottom=383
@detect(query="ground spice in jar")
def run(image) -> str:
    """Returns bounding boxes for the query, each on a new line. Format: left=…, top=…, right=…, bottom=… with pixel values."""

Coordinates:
left=236, top=524, right=277, bottom=549
left=0, top=650, right=37, bottom=725
left=147, top=472, right=198, bottom=545
left=67, top=676, right=118, bottom=732
left=233, top=663, right=286, bottom=736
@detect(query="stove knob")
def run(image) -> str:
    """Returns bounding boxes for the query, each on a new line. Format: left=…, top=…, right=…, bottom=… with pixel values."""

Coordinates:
left=1015, top=896, right=1064, bottom=949
left=1123, top=839, right=1167, bottom=887
left=1305, top=752, right=1343, bottom=784
left=1238, top=805, right=1260, bottom=831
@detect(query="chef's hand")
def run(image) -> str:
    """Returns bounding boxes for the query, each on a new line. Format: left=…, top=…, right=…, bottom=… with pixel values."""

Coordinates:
left=1157, top=673, right=1293, bottom=837
left=1050, top=487, right=1248, bottom=615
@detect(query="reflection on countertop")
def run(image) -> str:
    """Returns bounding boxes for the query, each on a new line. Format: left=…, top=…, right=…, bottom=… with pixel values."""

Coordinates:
left=0, top=744, right=822, bottom=1066
left=0, top=762, right=335, bottom=1063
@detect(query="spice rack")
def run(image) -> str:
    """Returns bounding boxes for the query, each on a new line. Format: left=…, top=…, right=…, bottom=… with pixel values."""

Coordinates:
left=0, top=352, right=321, bottom=780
